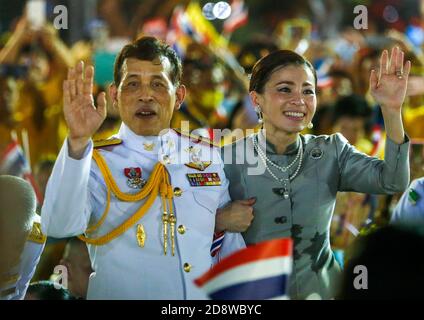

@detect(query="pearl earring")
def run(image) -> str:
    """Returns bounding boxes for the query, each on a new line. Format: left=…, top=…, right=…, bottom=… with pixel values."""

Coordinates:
left=307, top=122, right=314, bottom=129
left=255, top=105, right=263, bottom=124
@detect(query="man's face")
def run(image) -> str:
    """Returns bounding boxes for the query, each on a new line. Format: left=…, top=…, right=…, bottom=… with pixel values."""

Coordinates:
left=333, top=116, right=365, bottom=146
left=110, top=57, right=185, bottom=136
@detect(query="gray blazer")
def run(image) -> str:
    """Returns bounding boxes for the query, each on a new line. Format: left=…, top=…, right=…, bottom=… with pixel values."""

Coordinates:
left=221, top=132, right=410, bottom=299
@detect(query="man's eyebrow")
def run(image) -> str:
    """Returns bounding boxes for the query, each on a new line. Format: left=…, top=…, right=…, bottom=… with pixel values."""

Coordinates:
left=125, top=74, right=139, bottom=79
left=124, top=74, right=167, bottom=80
left=151, top=75, right=166, bottom=81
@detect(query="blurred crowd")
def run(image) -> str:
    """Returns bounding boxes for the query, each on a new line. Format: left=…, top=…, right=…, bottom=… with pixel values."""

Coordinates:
left=1, top=0, right=424, bottom=300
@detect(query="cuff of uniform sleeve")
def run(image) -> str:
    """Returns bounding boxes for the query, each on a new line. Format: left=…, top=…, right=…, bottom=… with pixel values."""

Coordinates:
left=65, top=138, right=93, bottom=160
left=384, top=134, right=410, bottom=163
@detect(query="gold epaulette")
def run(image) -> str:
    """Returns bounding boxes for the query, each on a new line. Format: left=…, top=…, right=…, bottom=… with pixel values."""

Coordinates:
left=94, top=138, right=122, bottom=149
left=173, top=129, right=219, bottom=148
left=27, top=221, right=47, bottom=244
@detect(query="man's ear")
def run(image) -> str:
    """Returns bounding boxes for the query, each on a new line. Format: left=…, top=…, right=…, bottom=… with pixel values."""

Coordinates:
left=174, top=84, right=186, bottom=111
left=109, top=84, right=118, bottom=110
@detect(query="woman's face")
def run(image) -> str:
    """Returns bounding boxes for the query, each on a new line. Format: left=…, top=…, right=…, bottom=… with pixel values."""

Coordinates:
left=252, top=65, right=317, bottom=134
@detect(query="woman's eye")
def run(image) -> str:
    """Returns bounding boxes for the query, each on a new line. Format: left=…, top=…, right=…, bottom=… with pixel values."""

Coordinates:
left=277, top=87, right=290, bottom=93
left=127, top=82, right=138, bottom=87
left=304, top=89, right=315, bottom=95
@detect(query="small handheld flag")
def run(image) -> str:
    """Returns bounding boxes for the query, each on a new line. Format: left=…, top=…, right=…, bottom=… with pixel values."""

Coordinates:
left=196, top=238, right=293, bottom=300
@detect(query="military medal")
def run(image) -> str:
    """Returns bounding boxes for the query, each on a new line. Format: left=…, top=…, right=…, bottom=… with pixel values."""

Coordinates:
left=124, top=167, right=146, bottom=189
left=186, top=173, right=222, bottom=187
left=185, top=146, right=202, bottom=163
left=136, top=224, right=146, bottom=247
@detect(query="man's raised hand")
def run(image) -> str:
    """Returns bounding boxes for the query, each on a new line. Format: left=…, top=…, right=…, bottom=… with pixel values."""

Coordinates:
left=63, top=61, right=107, bottom=158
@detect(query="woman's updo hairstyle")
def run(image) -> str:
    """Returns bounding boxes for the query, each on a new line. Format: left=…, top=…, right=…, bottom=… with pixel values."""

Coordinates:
left=249, top=50, right=317, bottom=93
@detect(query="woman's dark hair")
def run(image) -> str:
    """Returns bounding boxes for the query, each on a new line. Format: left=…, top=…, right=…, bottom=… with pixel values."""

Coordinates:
left=249, top=50, right=317, bottom=93
left=114, top=36, right=182, bottom=86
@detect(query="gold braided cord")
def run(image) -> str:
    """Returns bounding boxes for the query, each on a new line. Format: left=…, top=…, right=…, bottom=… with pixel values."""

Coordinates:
left=79, top=184, right=159, bottom=245
left=79, top=149, right=174, bottom=246
left=92, top=149, right=163, bottom=202
left=84, top=182, right=111, bottom=234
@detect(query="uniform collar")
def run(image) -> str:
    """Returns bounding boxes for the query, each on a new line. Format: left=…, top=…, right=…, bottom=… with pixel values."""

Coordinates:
left=257, top=129, right=301, bottom=156
left=116, top=123, right=175, bottom=154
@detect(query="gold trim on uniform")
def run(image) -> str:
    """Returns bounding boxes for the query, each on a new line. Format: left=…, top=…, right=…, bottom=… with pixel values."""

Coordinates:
left=94, top=138, right=123, bottom=149
left=136, top=224, right=146, bottom=248
left=27, top=222, right=47, bottom=244
left=173, top=128, right=219, bottom=148
left=184, top=161, right=211, bottom=171
left=143, top=142, right=155, bottom=151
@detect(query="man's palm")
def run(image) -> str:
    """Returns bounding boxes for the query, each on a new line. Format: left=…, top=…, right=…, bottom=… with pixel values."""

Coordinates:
left=63, top=62, right=107, bottom=140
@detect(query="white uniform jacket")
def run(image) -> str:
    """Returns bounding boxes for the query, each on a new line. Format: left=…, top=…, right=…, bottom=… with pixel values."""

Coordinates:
left=41, top=123, right=244, bottom=300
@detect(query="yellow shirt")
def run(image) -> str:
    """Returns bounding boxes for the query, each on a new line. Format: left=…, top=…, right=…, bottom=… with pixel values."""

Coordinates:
left=403, top=105, right=424, bottom=140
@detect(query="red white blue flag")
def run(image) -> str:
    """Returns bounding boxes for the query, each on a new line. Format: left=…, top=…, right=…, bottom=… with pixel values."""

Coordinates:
left=196, top=238, right=293, bottom=300
left=0, top=140, right=31, bottom=176
left=210, top=231, right=225, bottom=257
left=223, top=0, right=249, bottom=34
left=0, top=140, right=42, bottom=204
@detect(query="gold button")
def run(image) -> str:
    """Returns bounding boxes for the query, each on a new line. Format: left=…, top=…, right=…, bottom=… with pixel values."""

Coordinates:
left=178, top=225, right=186, bottom=234
left=174, top=187, right=183, bottom=197
left=183, top=263, right=191, bottom=273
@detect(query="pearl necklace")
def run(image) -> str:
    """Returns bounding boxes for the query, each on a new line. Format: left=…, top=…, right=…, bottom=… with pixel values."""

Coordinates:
left=253, top=135, right=304, bottom=199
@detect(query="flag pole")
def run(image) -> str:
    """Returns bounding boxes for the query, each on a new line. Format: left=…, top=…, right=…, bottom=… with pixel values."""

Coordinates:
left=21, top=129, right=32, bottom=169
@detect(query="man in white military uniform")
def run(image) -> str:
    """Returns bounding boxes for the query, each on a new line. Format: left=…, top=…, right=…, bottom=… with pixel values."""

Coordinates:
left=41, top=37, right=245, bottom=300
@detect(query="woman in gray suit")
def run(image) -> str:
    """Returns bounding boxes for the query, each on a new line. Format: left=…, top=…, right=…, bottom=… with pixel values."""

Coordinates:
left=217, top=47, right=411, bottom=299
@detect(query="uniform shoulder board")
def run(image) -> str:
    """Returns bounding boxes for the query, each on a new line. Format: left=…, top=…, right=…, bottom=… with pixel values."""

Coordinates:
left=94, top=138, right=122, bottom=149
left=173, top=129, right=219, bottom=148
left=27, top=220, right=47, bottom=244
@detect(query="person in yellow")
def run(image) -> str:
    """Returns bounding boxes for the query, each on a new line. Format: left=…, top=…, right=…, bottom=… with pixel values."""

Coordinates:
left=0, top=16, right=74, bottom=167
left=403, top=66, right=424, bottom=140
left=171, top=42, right=228, bottom=136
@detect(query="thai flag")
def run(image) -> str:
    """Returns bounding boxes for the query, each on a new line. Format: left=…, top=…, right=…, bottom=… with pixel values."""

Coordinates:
left=196, top=238, right=293, bottom=300
left=0, top=140, right=31, bottom=177
left=223, top=0, right=249, bottom=34
left=210, top=231, right=225, bottom=257
left=173, top=6, right=204, bottom=44
left=0, top=140, right=43, bottom=204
